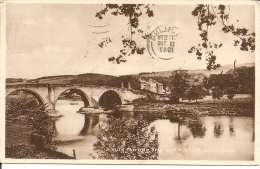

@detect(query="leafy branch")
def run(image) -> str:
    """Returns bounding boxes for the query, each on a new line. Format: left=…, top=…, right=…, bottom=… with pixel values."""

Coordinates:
left=189, top=4, right=255, bottom=70
left=96, top=4, right=154, bottom=64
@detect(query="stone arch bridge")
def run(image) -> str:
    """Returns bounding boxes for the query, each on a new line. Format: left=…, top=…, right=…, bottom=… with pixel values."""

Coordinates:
left=6, top=83, right=144, bottom=111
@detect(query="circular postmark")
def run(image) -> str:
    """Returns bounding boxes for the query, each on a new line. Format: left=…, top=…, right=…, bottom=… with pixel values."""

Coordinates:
left=147, top=25, right=179, bottom=60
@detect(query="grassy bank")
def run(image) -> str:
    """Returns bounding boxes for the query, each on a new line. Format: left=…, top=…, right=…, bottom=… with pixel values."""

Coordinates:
left=5, top=144, right=74, bottom=159
left=5, top=120, right=76, bottom=159
left=5, top=94, right=75, bottom=159
left=134, top=94, right=254, bottom=117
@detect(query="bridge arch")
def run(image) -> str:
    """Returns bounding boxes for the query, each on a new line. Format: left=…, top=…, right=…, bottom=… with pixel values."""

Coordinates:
left=54, top=88, right=90, bottom=107
left=6, top=89, right=45, bottom=106
left=99, top=90, right=123, bottom=108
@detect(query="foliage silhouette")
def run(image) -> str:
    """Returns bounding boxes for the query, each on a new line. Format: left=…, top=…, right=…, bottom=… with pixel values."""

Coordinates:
left=211, top=86, right=223, bottom=103
left=170, top=70, right=190, bottom=102
left=96, top=4, right=255, bottom=70
left=6, top=93, right=55, bottom=143
left=187, top=84, right=207, bottom=103
left=90, top=116, right=159, bottom=160
left=207, top=74, right=234, bottom=92
left=227, top=87, right=236, bottom=103
left=96, top=4, right=154, bottom=64
left=189, top=5, right=255, bottom=70
left=232, top=66, right=255, bottom=96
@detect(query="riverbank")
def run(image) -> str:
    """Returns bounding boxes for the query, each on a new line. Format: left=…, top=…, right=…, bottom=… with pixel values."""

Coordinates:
left=5, top=144, right=74, bottom=159
left=134, top=94, right=254, bottom=117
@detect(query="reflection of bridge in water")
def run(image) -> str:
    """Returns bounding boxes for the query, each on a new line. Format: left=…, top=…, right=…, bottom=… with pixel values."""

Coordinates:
left=6, top=83, right=144, bottom=112
left=50, top=112, right=136, bottom=137
left=79, top=114, right=101, bottom=136
left=78, top=112, right=135, bottom=136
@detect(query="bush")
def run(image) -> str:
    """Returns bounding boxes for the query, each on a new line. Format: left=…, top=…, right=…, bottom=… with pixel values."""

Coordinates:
left=90, top=116, right=159, bottom=160
left=6, top=94, right=40, bottom=110
left=6, top=94, right=56, bottom=143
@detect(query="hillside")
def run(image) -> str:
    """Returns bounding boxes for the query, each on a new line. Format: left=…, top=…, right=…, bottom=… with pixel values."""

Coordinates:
left=136, top=62, right=254, bottom=85
left=137, top=62, right=254, bottom=78
left=6, top=73, right=142, bottom=90
left=188, top=62, right=254, bottom=77
left=6, top=62, right=254, bottom=88
left=29, top=73, right=116, bottom=85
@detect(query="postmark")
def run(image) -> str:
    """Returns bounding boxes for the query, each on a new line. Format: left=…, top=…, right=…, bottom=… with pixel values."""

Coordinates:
left=147, top=25, right=179, bottom=60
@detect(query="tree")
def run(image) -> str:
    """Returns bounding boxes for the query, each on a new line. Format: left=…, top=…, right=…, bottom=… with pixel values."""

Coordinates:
left=227, top=87, right=236, bottom=103
left=96, top=4, right=154, bottom=64
left=232, top=66, right=255, bottom=96
left=203, top=76, right=210, bottom=92
left=170, top=70, right=190, bottom=103
left=211, top=86, right=223, bottom=103
left=189, top=5, right=255, bottom=70
left=207, top=74, right=234, bottom=92
left=90, top=116, right=159, bottom=160
left=187, top=84, right=207, bottom=103
left=6, top=93, right=56, bottom=143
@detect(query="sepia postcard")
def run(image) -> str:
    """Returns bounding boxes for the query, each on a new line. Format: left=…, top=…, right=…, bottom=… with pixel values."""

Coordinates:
left=0, top=0, right=259, bottom=165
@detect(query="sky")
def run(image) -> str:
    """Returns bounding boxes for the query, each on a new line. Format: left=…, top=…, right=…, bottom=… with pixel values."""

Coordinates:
left=6, top=3, right=255, bottom=79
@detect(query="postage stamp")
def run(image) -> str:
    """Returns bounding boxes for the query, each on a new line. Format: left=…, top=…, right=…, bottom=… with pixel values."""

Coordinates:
left=0, top=0, right=259, bottom=165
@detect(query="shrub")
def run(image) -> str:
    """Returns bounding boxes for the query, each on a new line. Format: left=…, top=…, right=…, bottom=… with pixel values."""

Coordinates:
left=6, top=94, right=56, bottom=143
left=90, top=116, right=159, bottom=160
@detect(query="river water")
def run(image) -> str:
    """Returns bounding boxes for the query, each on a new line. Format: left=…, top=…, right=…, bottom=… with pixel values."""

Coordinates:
left=53, top=100, right=254, bottom=160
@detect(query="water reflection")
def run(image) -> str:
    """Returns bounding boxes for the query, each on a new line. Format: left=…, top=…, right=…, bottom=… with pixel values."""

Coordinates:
left=187, top=120, right=206, bottom=138
left=168, top=114, right=206, bottom=141
left=173, top=121, right=190, bottom=144
left=229, top=125, right=235, bottom=136
left=113, top=111, right=134, bottom=120
left=50, top=118, right=59, bottom=136
left=79, top=114, right=100, bottom=136
left=53, top=100, right=254, bottom=160
left=214, top=123, right=224, bottom=138
left=229, top=117, right=235, bottom=136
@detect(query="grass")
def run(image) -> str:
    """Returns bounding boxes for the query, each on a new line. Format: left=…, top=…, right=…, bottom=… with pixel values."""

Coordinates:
left=182, top=94, right=254, bottom=111
left=183, top=94, right=252, bottom=104
left=5, top=144, right=74, bottom=159
left=134, top=94, right=254, bottom=116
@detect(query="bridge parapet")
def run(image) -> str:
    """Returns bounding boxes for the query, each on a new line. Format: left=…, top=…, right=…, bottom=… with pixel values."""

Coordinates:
left=6, top=83, right=145, bottom=110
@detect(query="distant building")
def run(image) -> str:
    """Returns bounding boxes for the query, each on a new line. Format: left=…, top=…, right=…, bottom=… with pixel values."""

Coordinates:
left=140, top=78, right=166, bottom=94
left=148, top=78, right=157, bottom=93
left=156, top=82, right=164, bottom=94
